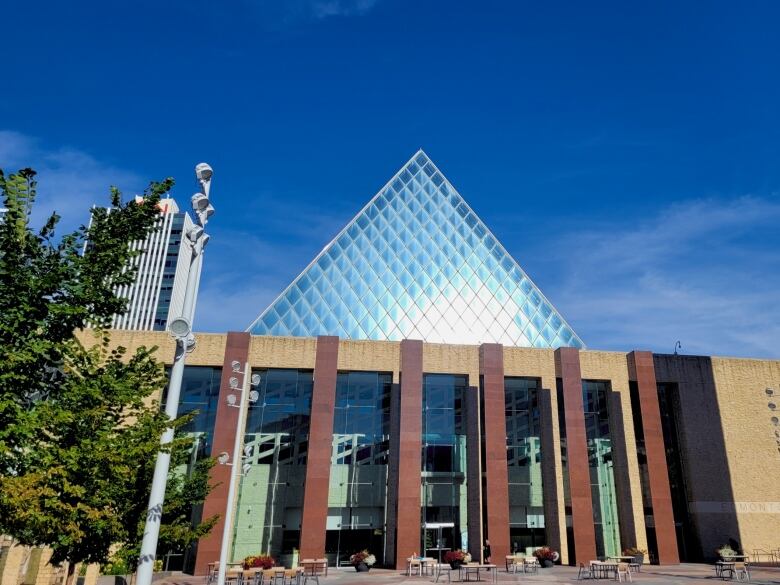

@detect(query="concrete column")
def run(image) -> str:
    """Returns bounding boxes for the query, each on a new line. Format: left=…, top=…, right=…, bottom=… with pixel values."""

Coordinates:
left=393, top=339, right=423, bottom=569
left=629, top=351, right=679, bottom=564
left=479, top=343, right=510, bottom=563
left=194, top=332, right=251, bottom=575
left=299, top=336, right=340, bottom=559
left=556, top=347, right=597, bottom=564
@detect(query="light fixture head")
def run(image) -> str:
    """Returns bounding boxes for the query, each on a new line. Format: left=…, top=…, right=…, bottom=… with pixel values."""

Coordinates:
left=243, top=445, right=253, bottom=456
left=187, top=224, right=204, bottom=243
left=195, top=162, right=213, bottom=183
left=185, top=333, right=197, bottom=353
left=242, top=463, right=252, bottom=476
left=226, top=393, right=237, bottom=406
left=251, top=373, right=261, bottom=386
left=217, top=451, right=230, bottom=465
left=229, top=377, right=239, bottom=389
left=168, top=317, right=191, bottom=340
left=232, top=361, right=242, bottom=372
left=248, top=390, right=259, bottom=402
left=191, top=193, right=211, bottom=212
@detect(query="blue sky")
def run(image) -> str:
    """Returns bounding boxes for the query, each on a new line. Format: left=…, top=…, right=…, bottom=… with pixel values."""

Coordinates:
left=1, top=0, right=779, bottom=358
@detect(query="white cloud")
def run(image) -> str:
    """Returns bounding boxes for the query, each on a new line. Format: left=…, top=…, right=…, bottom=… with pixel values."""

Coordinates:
left=546, top=196, right=780, bottom=358
left=0, top=130, right=143, bottom=232
left=240, top=0, right=380, bottom=25
left=196, top=187, right=780, bottom=360
left=311, top=0, right=379, bottom=18
left=3, top=129, right=776, bottom=358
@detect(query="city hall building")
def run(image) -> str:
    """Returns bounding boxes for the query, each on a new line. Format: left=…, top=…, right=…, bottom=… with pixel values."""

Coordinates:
left=94, top=152, right=780, bottom=574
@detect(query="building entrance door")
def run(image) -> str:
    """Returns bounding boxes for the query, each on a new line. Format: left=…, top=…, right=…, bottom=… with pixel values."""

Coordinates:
left=423, top=522, right=455, bottom=563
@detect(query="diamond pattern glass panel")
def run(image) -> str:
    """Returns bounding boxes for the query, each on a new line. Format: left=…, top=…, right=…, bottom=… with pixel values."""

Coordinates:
left=247, top=150, right=584, bottom=348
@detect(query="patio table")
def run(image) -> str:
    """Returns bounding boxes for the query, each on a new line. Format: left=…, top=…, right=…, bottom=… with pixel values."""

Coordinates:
left=589, top=560, right=618, bottom=579
left=609, top=556, right=641, bottom=572
left=458, top=563, right=498, bottom=583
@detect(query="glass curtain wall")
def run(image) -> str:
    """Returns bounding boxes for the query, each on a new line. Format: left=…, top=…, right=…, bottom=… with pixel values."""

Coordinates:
left=325, top=371, right=391, bottom=566
left=163, top=366, right=223, bottom=465
left=583, top=381, right=621, bottom=558
left=421, top=374, right=468, bottom=557
left=504, top=378, right=545, bottom=554
left=233, top=369, right=313, bottom=567
left=657, top=383, right=699, bottom=561
left=628, top=381, right=655, bottom=558
left=163, top=366, right=222, bottom=572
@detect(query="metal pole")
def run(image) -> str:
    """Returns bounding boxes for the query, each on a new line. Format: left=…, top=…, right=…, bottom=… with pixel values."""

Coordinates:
left=216, top=362, right=250, bottom=585
left=136, top=166, right=213, bottom=585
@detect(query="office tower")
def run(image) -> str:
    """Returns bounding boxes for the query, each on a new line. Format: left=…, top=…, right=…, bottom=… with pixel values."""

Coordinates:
left=109, top=197, right=195, bottom=331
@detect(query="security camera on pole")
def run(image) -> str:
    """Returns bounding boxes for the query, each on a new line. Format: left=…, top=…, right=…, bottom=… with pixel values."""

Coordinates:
left=136, top=163, right=215, bottom=585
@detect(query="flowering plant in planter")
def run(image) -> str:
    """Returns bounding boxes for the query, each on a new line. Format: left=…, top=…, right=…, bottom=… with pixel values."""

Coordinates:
left=533, top=547, right=559, bottom=567
left=350, top=550, right=376, bottom=566
left=443, top=550, right=472, bottom=568
left=623, top=547, right=647, bottom=563
left=623, top=547, right=646, bottom=555
left=444, top=550, right=472, bottom=563
left=716, top=545, right=738, bottom=561
left=243, top=554, right=276, bottom=570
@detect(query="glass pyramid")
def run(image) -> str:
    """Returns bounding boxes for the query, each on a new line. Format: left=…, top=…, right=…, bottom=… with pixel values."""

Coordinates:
left=247, top=150, right=584, bottom=348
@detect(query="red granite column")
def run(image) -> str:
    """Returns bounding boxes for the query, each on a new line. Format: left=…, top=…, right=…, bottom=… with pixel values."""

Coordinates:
left=628, top=351, right=679, bottom=564
left=555, top=347, right=597, bottom=565
left=480, top=344, right=510, bottom=563
left=194, top=332, right=251, bottom=575
left=299, top=336, right=340, bottom=559
left=394, top=339, right=423, bottom=569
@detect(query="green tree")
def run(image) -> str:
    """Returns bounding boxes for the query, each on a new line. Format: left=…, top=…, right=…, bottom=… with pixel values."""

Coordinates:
left=116, top=452, right=218, bottom=573
left=0, top=169, right=217, bottom=585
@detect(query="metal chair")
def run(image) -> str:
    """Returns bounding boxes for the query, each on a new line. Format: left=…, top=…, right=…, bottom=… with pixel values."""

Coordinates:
left=577, top=562, right=593, bottom=580
left=408, top=557, right=422, bottom=576
left=422, top=557, right=436, bottom=576
left=616, top=562, right=632, bottom=582
left=523, top=558, right=539, bottom=574
left=300, top=560, right=327, bottom=585
left=263, top=568, right=285, bottom=585
left=206, top=562, right=220, bottom=585
left=314, top=559, right=328, bottom=577
left=433, top=563, right=452, bottom=583
left=734, top=562, right=751, bottom=582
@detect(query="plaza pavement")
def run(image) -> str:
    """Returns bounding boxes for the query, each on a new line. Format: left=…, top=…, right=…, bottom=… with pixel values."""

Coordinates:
left=154, top=563, right=780, bottom=585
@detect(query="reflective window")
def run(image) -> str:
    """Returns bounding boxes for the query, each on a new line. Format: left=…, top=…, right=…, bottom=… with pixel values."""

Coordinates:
left=162, top=366, right=222, bottom=462
left=583, top=380, right=621, bottom=558
left=326, top=372, right=392, bottom=566
left=233, top=369, right=313, bottom=566
left=504, top=378, right=545, bottom=554
left=422, top=374, right=469, bottom=555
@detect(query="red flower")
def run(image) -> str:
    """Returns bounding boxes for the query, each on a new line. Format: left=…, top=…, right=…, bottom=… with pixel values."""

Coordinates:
left=242, top=555, right=275, bottom=570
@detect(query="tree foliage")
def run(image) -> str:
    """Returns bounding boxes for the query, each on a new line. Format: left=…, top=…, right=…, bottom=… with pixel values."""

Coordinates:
left=0, top=168, right=217, bottom=582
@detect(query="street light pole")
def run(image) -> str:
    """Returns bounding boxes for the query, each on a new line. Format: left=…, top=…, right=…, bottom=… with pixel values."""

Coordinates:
left=216, top=362, right=251, bottom=585
left=136, top=163, right=215, bottom=585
